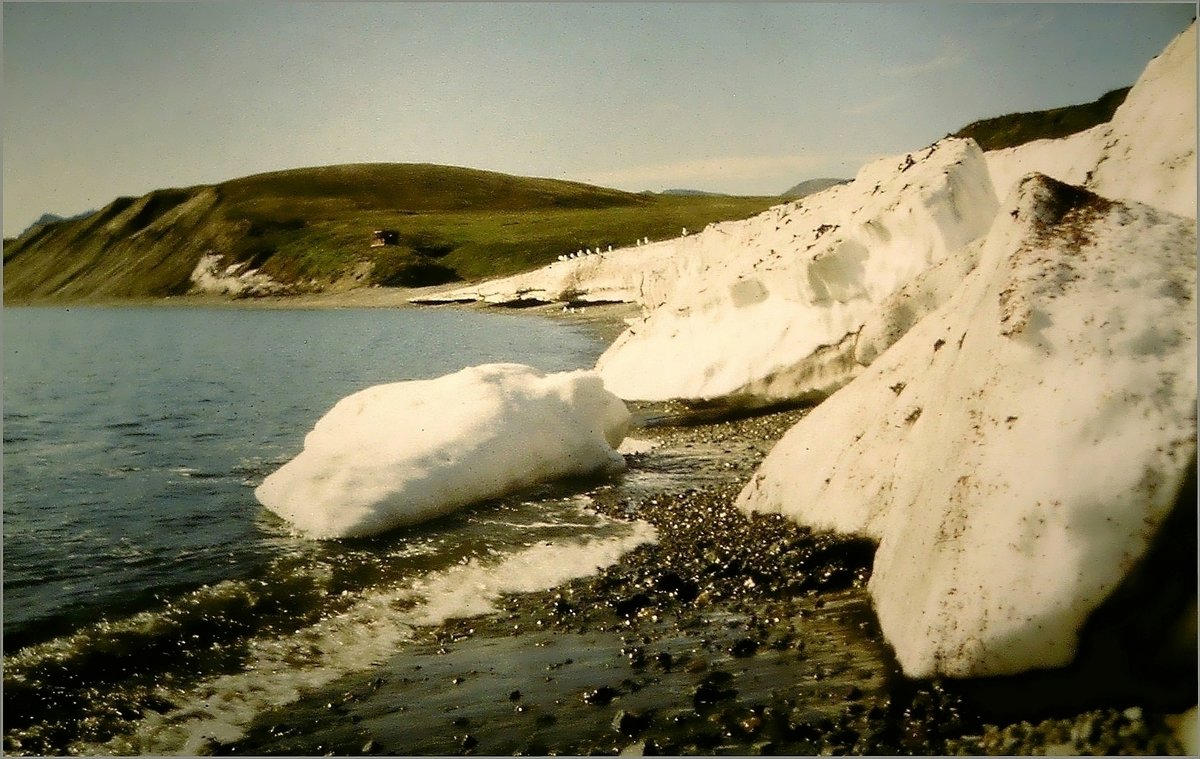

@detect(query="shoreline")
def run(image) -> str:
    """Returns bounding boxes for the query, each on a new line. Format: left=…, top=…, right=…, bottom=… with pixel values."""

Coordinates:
left=4, top=288, right=641, bottom=346
left=7, top=292, right=1192, bottom=755
left=216, top=403, right=1190, bottom=756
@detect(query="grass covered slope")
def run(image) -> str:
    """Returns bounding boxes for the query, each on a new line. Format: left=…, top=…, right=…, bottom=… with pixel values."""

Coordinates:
left=951, top=87, right=1130, bottom=151
left=2, top=163, right=778, bottom=302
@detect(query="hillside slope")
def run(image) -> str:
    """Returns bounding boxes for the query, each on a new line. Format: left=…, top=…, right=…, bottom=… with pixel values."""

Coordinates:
left=952, top=87, right=1130, bottom=151
left=2, top=164, right=776, bottom=302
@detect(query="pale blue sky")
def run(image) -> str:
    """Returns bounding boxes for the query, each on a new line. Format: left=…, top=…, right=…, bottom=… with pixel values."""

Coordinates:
left=3, top=2, right=1194, bottom=236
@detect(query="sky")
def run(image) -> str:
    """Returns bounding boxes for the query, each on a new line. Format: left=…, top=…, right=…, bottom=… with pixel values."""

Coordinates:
left=3, top=2, right=1195, bottom=237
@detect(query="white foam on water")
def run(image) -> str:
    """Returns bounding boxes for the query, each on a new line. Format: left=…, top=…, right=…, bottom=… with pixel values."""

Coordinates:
left=618, top=437, right=661, bottom=455
left=85, top=507, right=657, bottom=756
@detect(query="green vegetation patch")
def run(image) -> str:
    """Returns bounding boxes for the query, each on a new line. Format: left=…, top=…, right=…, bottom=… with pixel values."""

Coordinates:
left=255, top=194, right=779, bottom=287
left=952, top=87, right=1130, bottom=152
left=4, top=163, right=781, bottom=301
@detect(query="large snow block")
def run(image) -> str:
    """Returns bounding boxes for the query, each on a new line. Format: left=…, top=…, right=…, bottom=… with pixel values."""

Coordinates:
left=257, top=364, right=631, bottom=539
left=738, top=174, right=1197, bottom=679
left=595, top=138, right=998, bottom=406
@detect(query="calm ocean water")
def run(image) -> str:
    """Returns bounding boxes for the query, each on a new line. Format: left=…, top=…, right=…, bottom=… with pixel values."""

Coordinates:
left=3, top=306, right=654, bottom=755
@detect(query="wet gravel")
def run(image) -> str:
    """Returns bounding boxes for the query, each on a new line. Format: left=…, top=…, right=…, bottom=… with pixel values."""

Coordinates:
left=218, top=402, right=1191, bottom=756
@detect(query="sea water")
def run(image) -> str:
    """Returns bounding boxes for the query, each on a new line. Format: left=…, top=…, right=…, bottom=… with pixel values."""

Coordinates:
left=3, top=306, right=654, bottom=755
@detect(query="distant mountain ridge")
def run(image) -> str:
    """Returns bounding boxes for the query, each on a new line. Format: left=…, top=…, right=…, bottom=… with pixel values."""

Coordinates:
left=4, top=81, right=1146, bottom=303
left=780, top=178, right=851, bottom=199
left=15, top=209, right=97, bottom=238
left=658, top=188, right=729, bottom=197
left=776, top=87, right=1136, bottom=201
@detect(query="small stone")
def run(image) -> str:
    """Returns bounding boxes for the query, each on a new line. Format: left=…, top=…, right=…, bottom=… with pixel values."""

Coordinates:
left=684, top=657, right=709, bottom=673
left=728, top=637, right=759, bottom=657
left=612, top=709, right=650, bottom=736
left=361, top=738, right=378, bottom=753
left=583, top=686, right=619, bottom=706
left=693, top=672, right=737, bottom=708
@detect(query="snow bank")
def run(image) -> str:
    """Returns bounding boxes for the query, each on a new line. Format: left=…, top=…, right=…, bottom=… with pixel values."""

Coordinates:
left=738, top=174, right=1197, bottom=678
left=988, top=22, right=1196, bottom=218
left=594, top=139, right=998, bottom=404
left=189, top=253, right=288, bottom=297
left=417, top=239, right=685, bottom=307
left=256, top=364, right=631, bottom=538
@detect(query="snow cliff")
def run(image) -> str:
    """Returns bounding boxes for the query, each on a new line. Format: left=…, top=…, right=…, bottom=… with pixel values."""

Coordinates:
left=733, top=25, right=1197, bottom=680
left=738, top=174, right=1197, bottom=677
left=425, top=26, right=1195, bottom=415
left=595, top=139, right=998, bottom=404
left=256, top=364, right=630, bottom=539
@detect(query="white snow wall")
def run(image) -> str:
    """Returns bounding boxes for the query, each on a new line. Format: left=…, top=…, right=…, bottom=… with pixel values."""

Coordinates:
left=595, top=139, right=999, bottom=404
left=736, top=24, right=1197, bottom=680
left=738, top=174, right=1197, bottom=678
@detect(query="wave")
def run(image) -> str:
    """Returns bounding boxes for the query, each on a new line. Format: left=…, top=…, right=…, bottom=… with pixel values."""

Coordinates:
left=3, top=503, right=655, bottom=756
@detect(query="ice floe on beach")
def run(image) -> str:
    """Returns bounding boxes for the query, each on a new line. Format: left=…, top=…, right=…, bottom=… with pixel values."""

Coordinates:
left=733, top=23, right=1197, bottom=680
left=256, top=364, right=630, bottom=538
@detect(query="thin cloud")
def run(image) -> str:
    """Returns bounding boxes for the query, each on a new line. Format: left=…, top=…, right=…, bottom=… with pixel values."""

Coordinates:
left=886, top=40, right=965, bottom=78
left=985, top=10, right=1055, bottom=35
left=582, top=154, right=834, bottom=191
left=846, top=93, right=902, bottom=116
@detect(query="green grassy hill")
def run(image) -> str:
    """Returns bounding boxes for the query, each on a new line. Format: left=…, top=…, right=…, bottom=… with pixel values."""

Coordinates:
left=951, top=87, right=1130, bottom=152
left=3, top=164, right=778, bottom=303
